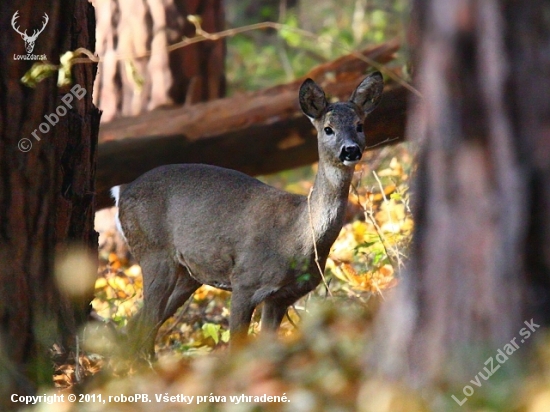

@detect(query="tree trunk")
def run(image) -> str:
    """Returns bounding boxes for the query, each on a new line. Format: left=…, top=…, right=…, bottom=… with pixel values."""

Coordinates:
left=92, top=0, right=225, bottom=123
left=373, top=0, right=550, bottom=396
left=0, top=1, right=100, bottom=406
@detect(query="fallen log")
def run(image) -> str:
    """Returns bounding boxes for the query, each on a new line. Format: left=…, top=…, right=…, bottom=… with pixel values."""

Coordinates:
left=97, top=40, right=408, bottom=209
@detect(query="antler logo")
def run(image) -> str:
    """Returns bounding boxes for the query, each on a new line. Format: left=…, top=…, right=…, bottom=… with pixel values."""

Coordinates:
left=11, top=10, right=49, bottom=54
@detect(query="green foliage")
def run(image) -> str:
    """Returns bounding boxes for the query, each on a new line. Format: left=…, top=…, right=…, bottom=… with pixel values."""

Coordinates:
left=21, top=62, right=57, bottom=88
left=226, top=0, right=409, bottom=93
left=202, top=323, right=230, bottom=344
left=21, top=50, right=86, bottom=88
left=279, top=14, right=301, bottom=48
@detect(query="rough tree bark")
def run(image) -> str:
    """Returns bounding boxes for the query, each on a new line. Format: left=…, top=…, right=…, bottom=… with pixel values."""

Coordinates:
left=373, top=0, right=550, bottom=399
left=92, top=0, right=225, bottom=122
left=0, top=0, right=100, bottom=406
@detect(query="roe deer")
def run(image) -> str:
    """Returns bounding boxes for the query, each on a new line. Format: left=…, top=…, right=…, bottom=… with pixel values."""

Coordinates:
left=112, top=72, right=384, bottom=354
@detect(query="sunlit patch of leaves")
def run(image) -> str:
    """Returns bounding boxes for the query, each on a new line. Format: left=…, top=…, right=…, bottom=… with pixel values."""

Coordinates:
left=93, top=259, right=142, bottom=326
left=155, top=286, right=233, bottom=356
left=323, top=144, right=413, bottom=302
left=92, top=255, right=236, bottom=356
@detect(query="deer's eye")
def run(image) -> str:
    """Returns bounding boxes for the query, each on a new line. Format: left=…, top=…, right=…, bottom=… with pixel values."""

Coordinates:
left=356, top=124, right=363, bottom=133
left=324, top=127, right=334, bottom=135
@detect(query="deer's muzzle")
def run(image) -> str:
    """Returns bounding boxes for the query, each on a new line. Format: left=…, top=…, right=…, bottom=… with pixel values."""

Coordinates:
left=339, top=145, right=362, bottom=165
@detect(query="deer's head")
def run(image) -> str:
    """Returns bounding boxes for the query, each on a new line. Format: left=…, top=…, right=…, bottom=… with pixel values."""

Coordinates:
left=12, top=11, right=49, bottom=54
left=299, top=72, right=384, bottom=168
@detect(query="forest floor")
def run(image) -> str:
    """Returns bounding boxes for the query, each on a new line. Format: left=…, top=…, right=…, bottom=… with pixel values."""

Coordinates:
left=47, top=143, right=550, bottom=411
left=52, top=144, right=418, bottom=411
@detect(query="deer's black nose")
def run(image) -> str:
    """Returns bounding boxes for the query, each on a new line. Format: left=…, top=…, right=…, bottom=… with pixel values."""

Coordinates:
left=339, top=145, right=362, bottom=163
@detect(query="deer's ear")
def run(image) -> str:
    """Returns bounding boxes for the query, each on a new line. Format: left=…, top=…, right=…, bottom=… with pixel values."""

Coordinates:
left=350, top=72, right=384, bottom=115
left=299, top=78, right=327, bottom=120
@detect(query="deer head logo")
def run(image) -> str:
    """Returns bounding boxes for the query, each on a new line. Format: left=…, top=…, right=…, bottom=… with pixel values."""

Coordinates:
left=11, top=11, right=49, bottom=54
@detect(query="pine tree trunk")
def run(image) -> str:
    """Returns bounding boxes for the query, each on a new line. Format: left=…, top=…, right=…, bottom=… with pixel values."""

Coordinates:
left=0, top=1, right=100, bottom=406
left=372, top=0, right=550, bottom=392
left=92, top=0, right=226, bottom=123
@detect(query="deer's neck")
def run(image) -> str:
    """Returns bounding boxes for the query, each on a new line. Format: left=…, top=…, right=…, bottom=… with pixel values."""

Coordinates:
left=304, top=161, right=353, bottom=257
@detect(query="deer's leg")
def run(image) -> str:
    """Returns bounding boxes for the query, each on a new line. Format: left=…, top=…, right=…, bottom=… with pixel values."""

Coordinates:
left=228, top=287, right=257, bottom=347
left=260, top=299, right=290, bottom=332
left=128, top=252, right=178, bottom=356
left=162, top=267, right=201, bottom=321
left=261, top=276, right=320, bottom=333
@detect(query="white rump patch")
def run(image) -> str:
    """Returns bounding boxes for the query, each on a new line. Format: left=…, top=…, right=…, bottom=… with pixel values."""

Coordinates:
left=110, top=185, right=127, bottom=242
left=110, top=185, right=121, bottom=207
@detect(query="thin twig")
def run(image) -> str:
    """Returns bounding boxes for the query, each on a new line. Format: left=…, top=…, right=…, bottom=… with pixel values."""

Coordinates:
left=285, top=307, right=299, bottom=329
left=390, top=176, right=412, bottom=214
left=74, top=336, right=81, bottom=383
left=350, top=180, right=395, bottom=269
left=44, top=16, right=419, bottom=96
left=365, top=136, right=401, bottom=150
left=186, top=19, right=421, bottom=97
left=372, top=170, right=393, bottom=223
left=372, top=173, right=401, bottom=269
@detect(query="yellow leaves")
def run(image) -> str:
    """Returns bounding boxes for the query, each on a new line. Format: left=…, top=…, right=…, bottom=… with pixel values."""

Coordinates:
left=330, top=223, right=360, bottom=262
left=193, top=285, right=210, bottom=301
left=193, top=285, right=227, bottom=301
left=326, top=149, right=414, bottom=296
left=349, top=183, right=396, bottom=206
left=108, top=252, right=121, bottom=270
left=279, top=306, right=301, bottom=338
left=107, top=252, right=130, bottom=271
left=127, top=264, right=143, bottom=278
left=351, top=220, right=369, bottom=242
left=329, top=205, right=405, bottom=296
left=94, top=277, right=107, bottom=289
left=92, top=264, right=142, bottom=323
left=376, top=156, right=406, bottom=178
left=331, top=262, right=397, bottom=294
left=376, top=200, right=405, bottom=225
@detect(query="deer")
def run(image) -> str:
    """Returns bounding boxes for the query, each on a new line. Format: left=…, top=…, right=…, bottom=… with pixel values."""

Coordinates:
left=11, top=11, right=49, bottom=54
left=111, top=72, right=384, bottom=355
